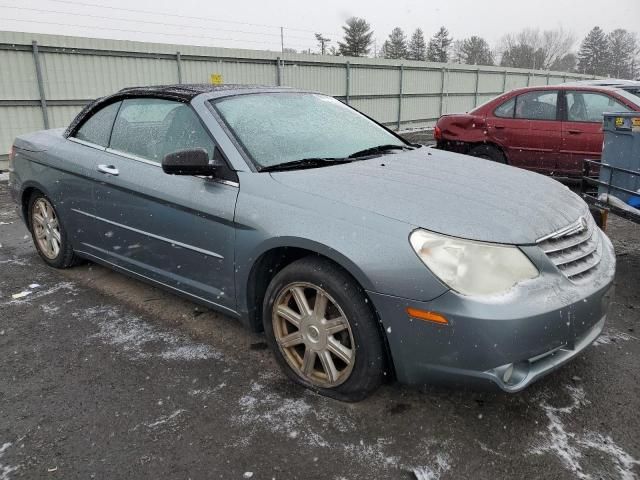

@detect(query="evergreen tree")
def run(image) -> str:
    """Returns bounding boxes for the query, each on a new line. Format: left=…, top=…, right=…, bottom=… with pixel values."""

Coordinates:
left=338, top=17, right=374, bottom=57
left=578, top=26, right=610, bottom=76
left=407, top=28, right=427, bottom=61
left=427, top=27, right=452, bottom=62
left=384, top=27, right=408, bottom=59
left=607, top=29, right=638, bottom=79
left=459, top=36, right=494, bottom=65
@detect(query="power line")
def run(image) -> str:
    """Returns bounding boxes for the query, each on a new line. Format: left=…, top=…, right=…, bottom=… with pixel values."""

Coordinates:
left=0, top=4, right=317, bottom=42
left=41, top=0, right=343, bottom=37
left=1, top=17, right=319, bottom=50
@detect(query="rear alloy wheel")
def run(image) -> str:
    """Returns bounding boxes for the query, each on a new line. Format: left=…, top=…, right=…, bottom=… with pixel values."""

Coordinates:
left=28, top=193, right=78, bottom=268
left=468, top=144, right=506, bottom=164
left=263, top=257, right=385, bottom=401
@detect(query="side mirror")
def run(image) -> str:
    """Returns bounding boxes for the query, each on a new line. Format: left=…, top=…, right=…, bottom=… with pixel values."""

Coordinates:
left=162, top=148, right=221, bottom=175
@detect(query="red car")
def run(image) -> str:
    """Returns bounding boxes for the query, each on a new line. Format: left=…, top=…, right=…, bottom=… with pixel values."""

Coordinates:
left=435, top=85, right=640, bottom=176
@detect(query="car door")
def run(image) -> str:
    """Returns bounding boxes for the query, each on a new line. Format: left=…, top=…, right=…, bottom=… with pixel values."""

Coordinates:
left=486, top=90, right=560, bottom=173
left=84, top=97, right=239, bottom=313
left=57, top=100, right=122, bottom=247
left=559, top=90, right=633, bottom=175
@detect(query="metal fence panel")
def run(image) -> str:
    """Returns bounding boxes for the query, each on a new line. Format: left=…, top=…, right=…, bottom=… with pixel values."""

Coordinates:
left=0, top=106, right=44, bottom=151
left=442, top=95, right=476, bottom=115
left=48, top=105, right=84, bottom=128
left=401, top=96, right=441, bottom=123
left=505, top=73, right=530, bottom=90
left=0, top=49, right=39, bottom=100
left=40, top=53, right=179, bottom=100
left=402, top=69, right=443, bottom=95
left=351, top=67, right=401, bottom=95
left=350, top=97, right=399, bottom=124
left=284, top=63, right=346, bottom=96
left=182, top=59, right=277, bottom=86
left=445, top=70, right=477, bottom=94
left=478, top=73, right=505, bottom=94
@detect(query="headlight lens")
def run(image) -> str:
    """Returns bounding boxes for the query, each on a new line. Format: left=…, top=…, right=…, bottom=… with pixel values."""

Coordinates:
left=409, top=229, right=539, bottom=296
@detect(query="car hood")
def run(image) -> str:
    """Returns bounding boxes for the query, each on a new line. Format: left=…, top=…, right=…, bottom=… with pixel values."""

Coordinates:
left=269, top=147, right=588, bottom=245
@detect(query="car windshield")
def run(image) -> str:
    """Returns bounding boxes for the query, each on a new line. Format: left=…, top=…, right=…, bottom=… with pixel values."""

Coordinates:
left=212, top=93, right=406, bottom=169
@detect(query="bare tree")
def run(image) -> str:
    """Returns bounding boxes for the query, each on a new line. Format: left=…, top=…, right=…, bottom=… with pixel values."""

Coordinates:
left=499, top=28, right=575, bottom=70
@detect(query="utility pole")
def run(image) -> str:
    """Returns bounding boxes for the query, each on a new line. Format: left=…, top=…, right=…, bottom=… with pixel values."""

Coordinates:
left=314, top=34, right=330, bottom=55
left=280, top=27, right=284, bottom=54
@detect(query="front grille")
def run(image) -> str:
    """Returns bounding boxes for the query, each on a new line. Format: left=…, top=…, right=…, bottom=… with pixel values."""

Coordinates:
left=537, top=215, right=602, bottom=282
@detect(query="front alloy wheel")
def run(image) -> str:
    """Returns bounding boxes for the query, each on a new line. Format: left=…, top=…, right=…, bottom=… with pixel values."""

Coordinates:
left=263, top=257, right=386, bottom=401
left=273, top=282, right=355, bottom=388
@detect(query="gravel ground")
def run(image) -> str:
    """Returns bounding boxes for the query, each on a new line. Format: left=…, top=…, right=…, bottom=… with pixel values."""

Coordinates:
left=0, top=176, right=638, bottom=480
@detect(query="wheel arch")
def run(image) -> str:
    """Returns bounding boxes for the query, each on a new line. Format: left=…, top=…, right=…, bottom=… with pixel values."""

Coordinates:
left=469, top=141, right=509, bottom=164
left=242, top=239, right=396, bottom=379
left=20, top=182, right=50, bottom=228
left=241, top=237, right=375, bottom=332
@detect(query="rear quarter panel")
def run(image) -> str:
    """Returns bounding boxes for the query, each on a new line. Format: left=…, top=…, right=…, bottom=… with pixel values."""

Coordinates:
left=11, top=130, right=100, bottom=246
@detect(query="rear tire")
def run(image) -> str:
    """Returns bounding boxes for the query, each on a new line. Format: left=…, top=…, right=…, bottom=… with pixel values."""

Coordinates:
left=468, top=144, right=506, bottom=164
left=263, top=257, right=385, bottom=402
left=28, top=192, right=78, bottom=269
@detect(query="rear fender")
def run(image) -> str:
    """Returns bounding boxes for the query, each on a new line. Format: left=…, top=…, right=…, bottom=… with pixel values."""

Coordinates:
left=439, top=115, right=487, bottom=143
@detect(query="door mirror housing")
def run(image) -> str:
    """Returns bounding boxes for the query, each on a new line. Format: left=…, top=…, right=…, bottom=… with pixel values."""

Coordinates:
left=162, top=148, right=222, bottom=176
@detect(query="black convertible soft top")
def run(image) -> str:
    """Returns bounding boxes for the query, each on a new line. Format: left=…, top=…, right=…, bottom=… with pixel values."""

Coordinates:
left=63, top=83, right=281, bottom=138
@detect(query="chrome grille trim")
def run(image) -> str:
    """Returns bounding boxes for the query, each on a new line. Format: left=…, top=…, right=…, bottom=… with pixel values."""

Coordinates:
left=537, top=214, right=602, bottom=282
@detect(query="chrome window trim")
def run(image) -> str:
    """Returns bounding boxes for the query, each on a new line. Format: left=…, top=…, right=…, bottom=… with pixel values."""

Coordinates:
left=105, top=147, right=160, bottom=167
left=68, top=137, right=106, bottom=151
left=71, top=208, right=224, bottom=259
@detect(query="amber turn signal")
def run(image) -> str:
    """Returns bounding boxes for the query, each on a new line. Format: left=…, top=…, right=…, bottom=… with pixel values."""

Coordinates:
left=405, top=307, right=449, bottom=325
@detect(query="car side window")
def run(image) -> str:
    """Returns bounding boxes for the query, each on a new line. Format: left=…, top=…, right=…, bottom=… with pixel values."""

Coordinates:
left=109, top=98, right=216, bottom=163
left=74, top=101, right=121, bottom=147
left=494, top=97, right=515, bottom=118
left=514, top=91, right=558, bottom=121
left=566, top=91, right=632, bottom=123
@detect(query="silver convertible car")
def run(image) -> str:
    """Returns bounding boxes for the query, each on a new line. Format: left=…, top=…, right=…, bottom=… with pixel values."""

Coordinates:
left=9, top=84, right=615, bottom=401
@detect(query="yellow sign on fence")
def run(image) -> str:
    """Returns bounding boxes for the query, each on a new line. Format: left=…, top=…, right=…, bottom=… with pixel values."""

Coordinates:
left=210, top=74, right=223, bottom=85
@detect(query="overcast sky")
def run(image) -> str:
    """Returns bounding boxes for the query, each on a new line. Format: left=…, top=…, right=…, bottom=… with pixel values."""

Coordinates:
left=2, top=0, right=639, bottom=54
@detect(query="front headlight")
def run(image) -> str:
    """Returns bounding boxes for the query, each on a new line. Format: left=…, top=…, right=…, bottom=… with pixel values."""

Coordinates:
left=409, top=229, right=539, bottom=296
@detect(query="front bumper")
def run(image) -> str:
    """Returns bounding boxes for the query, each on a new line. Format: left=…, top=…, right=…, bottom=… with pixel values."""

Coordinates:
left=369, top=234, right=616, bottom=392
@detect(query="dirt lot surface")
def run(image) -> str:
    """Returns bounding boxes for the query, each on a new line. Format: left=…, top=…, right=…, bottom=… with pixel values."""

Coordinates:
left=1, top=175, right=639, bottom=480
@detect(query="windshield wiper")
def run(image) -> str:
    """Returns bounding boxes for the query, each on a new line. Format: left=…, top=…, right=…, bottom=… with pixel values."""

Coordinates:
left=260, top=157, right=353, bottom=172
left=348, top=144, right=414, bottom=159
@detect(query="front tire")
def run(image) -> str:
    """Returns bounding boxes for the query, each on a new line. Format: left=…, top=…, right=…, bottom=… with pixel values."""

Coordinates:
left=28, top=192, right=78, bottom=268
left=263, top=257, right=385, bottom=401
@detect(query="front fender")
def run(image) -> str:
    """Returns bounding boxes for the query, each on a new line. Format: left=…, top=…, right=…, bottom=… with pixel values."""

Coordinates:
left=233, top=173, right=449, bottom=321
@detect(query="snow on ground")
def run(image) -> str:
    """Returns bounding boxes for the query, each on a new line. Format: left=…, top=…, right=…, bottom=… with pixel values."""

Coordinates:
left=84, top=305, right=222, bottom=361
left=593, top=328, right=638, bottom=346
left=2, top=282, right=76, bottom=306
left=531, top=384, right=640, bottom=480
left=144, top=409, right=186, bottom=429
left=411, top=453, right=452, bottom=480
left=0, top=443, right=18, bottom=480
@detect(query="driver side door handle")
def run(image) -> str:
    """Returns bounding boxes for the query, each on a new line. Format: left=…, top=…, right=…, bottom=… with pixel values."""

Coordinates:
left=97, top=164, right=119, bottom=176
